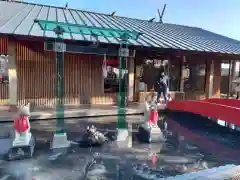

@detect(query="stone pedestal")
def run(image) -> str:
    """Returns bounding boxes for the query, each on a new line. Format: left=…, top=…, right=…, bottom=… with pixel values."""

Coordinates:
left=51, top=133, right=70, bottom=150
left=8, top=134, right=35, bottom=160
left=116, top=129, right=129, bottom=142
left=8, top=104, right=35, bottom=160
left=13, top=131, right=32, bottom=147
left=137, top=123, right=165, bottom=143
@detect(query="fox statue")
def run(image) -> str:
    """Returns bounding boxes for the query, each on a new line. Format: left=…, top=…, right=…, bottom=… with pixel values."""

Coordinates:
left=9, top=103, right=35, bottom=160
left=137, top=92, right=166, bottom=143
left=13, top=103, right=31, bottom=146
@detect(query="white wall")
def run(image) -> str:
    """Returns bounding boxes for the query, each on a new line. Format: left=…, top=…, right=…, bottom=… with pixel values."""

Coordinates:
left=221, top=62, right=239, bottom=76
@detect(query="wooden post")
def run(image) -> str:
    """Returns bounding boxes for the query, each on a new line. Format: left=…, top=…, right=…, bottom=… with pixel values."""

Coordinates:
left=128, top=54, right=135, bottom=102
left=227, top=60, right=232, bottom=98
left=208, top=60, right=214, bottom=98
left=7, top=39, right=17, bottom=107
left=179, top=56, right=185, bottom=92
left=205, top=59, right=215, bottom=98
left=230, top=60, right=236, bottom=95
left=212, top=60, right=221, bottom=98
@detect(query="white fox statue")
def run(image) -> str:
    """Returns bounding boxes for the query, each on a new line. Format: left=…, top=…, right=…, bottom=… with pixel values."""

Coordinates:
left=8, top=103, right=35, bottom=160
left=13, top=103, right=31, bottom=147
left=137, top=92, right=165, bottom=143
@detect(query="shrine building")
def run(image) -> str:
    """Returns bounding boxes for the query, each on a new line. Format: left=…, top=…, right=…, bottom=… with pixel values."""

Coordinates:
left=0, top=0, right=240, bottom=107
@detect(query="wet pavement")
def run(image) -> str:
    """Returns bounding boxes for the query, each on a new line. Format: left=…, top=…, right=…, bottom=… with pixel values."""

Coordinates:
left=0, top=114, right=239, bottom=179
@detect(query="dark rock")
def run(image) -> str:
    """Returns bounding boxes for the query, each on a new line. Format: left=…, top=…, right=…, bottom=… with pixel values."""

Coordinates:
left=79, top=125, right=108, bottom=147
left=158, top=119, right=167, bottom=131
left=137, top=123, right=165, bottom=143
left=137, top=124, right=151, bottom=143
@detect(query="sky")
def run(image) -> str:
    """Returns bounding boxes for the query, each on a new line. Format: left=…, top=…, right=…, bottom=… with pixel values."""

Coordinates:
left=24, top=0, right=240, bottom=41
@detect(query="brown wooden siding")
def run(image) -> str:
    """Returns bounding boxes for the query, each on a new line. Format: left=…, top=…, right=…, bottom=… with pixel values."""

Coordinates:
left=64, top=53, right=116, bottom=105
left=0, top=36, right=8, bottom=54
left=0, top=84, right=8, bottom=105
left=15, top=39, right=115, bottom=107
left=16, top=40, right=56, bottom=106
left=0, top=36, right=8, bottom=105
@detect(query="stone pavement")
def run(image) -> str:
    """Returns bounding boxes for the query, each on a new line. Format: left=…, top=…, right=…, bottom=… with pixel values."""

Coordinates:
left=0, top=104, right=145, bottom=122
left=0, top=116, right=238, bottom=179
left=0, top=115, right=239, bottom=179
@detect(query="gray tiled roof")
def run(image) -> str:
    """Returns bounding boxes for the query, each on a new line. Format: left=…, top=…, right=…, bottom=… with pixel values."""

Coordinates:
left=0, top=0, right=240, bottom=54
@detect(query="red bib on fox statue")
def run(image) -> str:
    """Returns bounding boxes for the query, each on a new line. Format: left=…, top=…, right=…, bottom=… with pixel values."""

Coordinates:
left=149, top=110, right=159, bottom=125
left=14, top=116, right=29, bottom=133
left=0, top=74, right=4, bottom=82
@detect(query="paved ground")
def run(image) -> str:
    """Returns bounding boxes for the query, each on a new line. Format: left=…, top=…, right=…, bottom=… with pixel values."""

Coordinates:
left=0, top=115, right=238, bottom=179
left=0, top=104, right=148, bottom=122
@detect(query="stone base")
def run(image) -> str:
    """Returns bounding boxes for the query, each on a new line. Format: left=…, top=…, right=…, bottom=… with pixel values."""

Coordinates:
left=137, top=124, right=165, bottom=143
left=12, top=132, right=32, bottom=147
left=51, top=133, right=70, bottom=150
left=116, top=129, right=129, bottom=142
left=8, top=135, right=35, bottom=160
left=158, top=119, right=168, bottom=131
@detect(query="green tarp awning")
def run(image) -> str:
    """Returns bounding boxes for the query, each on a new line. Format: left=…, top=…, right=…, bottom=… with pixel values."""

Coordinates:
left=36, top=20, right=142, bottom=40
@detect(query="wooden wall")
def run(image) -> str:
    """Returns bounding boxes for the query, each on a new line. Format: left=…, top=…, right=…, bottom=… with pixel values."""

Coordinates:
left=0, top=37, right=116, bottom=107
left=221, top=76, right=230, bottom=94
left=0, top=36, right=8, bottom=53
left=0, top=35, right=224, bottom=106
left=0, top=36, right=8, bottom=105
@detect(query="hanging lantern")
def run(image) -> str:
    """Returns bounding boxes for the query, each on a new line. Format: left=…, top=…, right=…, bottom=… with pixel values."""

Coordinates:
left=102, top=54, right=107, bottom=78
left=14, top=116, right=29, bottom=133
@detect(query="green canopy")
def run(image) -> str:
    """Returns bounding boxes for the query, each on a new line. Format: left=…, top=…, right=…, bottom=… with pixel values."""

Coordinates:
left=35, top=20, right=142, bottom=40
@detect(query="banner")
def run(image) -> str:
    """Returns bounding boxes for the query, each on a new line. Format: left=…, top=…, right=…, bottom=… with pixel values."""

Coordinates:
left=102, top=54, right=107, bottom=78
left=0, top=55, right=8, bottom=83
left=103, top=55, right=129, bottom=93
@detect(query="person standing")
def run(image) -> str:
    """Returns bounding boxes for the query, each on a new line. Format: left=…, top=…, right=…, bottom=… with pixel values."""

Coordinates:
left=106, top=66, right=117, bottom=79
left=235, top=83, right=240, bottom=99
left=155, top=72, right=168, bottom=104
left=104, top=66, right=117, bottom=91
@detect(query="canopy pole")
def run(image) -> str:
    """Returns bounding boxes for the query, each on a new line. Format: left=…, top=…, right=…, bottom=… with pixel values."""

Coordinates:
left=117, top=34, right=129, bottom=141
left=118, top=38, right=127, bottom=129
left=55, top=26, right=65, bottom=134
left=51, top=25, right=70, bottom=150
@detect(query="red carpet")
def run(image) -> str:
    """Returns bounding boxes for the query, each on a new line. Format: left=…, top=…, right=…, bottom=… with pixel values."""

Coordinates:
left=167, top=100, right=240, bottom=126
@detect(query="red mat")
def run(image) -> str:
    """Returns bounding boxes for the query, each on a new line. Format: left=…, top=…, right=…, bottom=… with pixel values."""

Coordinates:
left=167, top=100, right=240, bottom=126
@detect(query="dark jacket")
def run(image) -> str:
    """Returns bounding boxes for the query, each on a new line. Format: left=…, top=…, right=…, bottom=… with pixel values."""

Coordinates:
left=155, top=75, right=168, bottom=91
